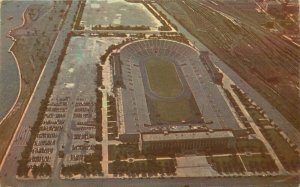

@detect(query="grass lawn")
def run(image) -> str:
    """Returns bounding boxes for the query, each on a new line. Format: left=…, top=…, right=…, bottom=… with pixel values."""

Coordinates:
left=145, top=57, right=183, bottom=97
left=262, top=129, right=300, bottom=171
left=108, top=158, right=176, bottom=175
left=241, top=154, right=278, bottom=172
left=152, top=99, right=195, bottom=122
left=236, top=138, right=267, bottom=153
left=108, top=144, right=142, bottom=161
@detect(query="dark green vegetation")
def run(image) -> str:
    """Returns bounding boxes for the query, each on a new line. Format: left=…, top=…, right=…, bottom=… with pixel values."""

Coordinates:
left=145, top=57, right=182, bottom=97
left=73, top=0, right=86, bottom=30
left=17, top=32, right=72, bottom=177
left=152, top=100, right=194, bottom=122
left=61, top=162, right=102, bottom=177
left=152, top=32, right=189, bottom=45
left=100, top=40, right=133, bottom=63
left=262, top=129, right=300, bottom=171
left=236, top=138, right=267, bottom=153
left=62, top=145, right=102, bottom=177
left=95, top=64, right=103, bottom=142
left=147, top=96, right=202, bottom=123
left=84, top=145, right=103, bottom=163
left=231, top=85, right=300, bottom=171
left=144, top=57, right=202, bottom=122
left=241, top=154, right=278, bottom=173
left=108, top=144, right=176, bottom=176
left=108, top=144, right=142, bottom=161
left=142, top=2, right=172, bottom=31
left=92, top=24, right=150, bottom=30
left=109, top=158, right=176, bottom=176
left=108, top=143, right=177, bottom=161
left=31, top=163, right=52, bottom=178
left=206, top=139, right=275, bottom=174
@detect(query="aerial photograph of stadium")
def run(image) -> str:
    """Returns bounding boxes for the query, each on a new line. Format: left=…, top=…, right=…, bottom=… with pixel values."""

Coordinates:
left=0, top=0, right=299, bottom=186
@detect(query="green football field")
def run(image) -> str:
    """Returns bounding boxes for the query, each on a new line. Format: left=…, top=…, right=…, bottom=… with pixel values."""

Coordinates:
left=145, top=57, right=183, bottom=97
left=152, top=99, right=195, bottom=122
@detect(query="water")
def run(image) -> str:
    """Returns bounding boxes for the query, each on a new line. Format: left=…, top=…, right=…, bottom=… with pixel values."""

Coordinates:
left=0, top=1, right=32, bottom=120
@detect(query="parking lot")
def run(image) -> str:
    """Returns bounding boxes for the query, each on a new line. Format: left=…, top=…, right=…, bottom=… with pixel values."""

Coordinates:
left=26, top=36, right=124, bottom=169
left=81, top=0, right=162, bottom=29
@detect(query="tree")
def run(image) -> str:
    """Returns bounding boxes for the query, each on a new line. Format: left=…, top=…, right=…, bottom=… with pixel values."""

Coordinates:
left=43, top=163, right=51, bottom=176
left=31, top=165, right=38, bottom=178
left=17, top=160, right=29, bottom=177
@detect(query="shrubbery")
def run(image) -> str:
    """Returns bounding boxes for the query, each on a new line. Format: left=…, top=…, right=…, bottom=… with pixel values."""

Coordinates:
left=73, top=0, right=86, bottom=30
left=109, top=159, right=176, bottom=176
left=61, top=162, right=102, bottom=177
left=17, top=32, right=72, bottom=177
left=92, top=24, right=150, bottom=31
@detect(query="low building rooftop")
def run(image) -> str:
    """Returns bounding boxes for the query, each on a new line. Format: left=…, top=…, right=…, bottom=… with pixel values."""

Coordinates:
left=142, top=130, right=234, bottom=142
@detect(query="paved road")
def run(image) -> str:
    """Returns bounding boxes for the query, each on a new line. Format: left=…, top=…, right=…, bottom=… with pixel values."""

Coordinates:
left=153, top=3, right=300, bottom=149
left=5, top=175, right=300, bottom=187
left=101, top=93, right=109, bottom=176
left=0, top=1, right=79, bottom=186
left=73, top=29, right=170, bottom=35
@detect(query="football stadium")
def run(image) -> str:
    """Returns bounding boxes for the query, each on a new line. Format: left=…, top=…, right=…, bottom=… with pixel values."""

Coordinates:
left=112, top=39, right=240, bottom=149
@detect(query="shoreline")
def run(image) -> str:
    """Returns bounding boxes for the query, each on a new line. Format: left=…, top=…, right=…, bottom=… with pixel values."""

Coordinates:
left=0, top=0, right=74, bottom=172
left=0, top=5, right=29, bottom=125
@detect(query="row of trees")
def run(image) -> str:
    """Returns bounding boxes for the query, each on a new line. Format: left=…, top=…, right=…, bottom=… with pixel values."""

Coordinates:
left=95, top=64, right=103, bottom=142
left=61, top=162, right=102, bottom=177
left=110, top=144, right=141, bottom=160
left=73, top=0, right=86, bottom=30
left=100, top=40, right=131, bottom=63
left=151, top=3, right=178, bottom=31
left=262, top=129, right=300, bottom=172
left=109, top=159, right=176, bottom=176
left=62, top=144, right=102, bottom=177
left=142, top=3, right=171, bottom=31
left=92, top=24, right=150, bottom=31
left=100, top=45, right=118, bottom=63
left=84, top=145, right=102, bottom=163
left=208, top=156, right=245, bottom=174
left=232, top=85, right=300, bottom=171
left=62, top=127, right=103, bottom=177
left=17, top=32, right=72, bottom=177
left=244, top=158, right=278, bottom=173
left=31, top=163, right=52, bottom=178
left=149, top=33, right=189, bottom=45
left=98, top=33, right=127, bottom=37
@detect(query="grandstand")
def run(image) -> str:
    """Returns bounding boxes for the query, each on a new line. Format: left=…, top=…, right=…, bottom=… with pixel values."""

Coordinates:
left=113, top=39, right=240, bottom=141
